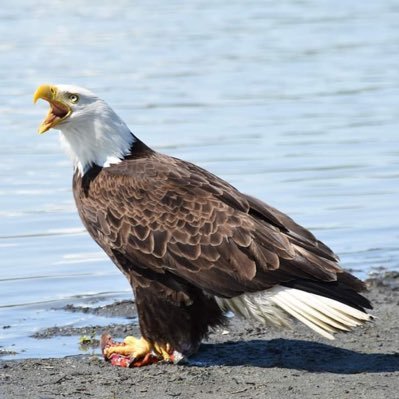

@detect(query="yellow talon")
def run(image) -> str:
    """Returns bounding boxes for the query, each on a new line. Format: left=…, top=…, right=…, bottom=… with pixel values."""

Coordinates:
left=104, top=336, right=151, bottom=358
left=153, top=342, right=172, bottom=361
left=101, top=332, right=176, bottom=367
left=125, top=336, right=152, bottom=358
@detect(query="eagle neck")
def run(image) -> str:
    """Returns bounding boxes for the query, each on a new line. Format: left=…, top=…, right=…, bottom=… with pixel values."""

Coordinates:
left=124, top=138, right=155, bottom=160
left=59, top=113, right=136, bottom=176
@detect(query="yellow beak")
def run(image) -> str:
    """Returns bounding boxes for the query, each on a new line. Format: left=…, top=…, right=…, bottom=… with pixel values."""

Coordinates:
left=33, top=84, right=71, bottom=134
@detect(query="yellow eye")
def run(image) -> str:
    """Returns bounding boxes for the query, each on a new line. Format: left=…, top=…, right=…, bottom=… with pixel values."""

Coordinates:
left=69, top=94, right=79, bottom=103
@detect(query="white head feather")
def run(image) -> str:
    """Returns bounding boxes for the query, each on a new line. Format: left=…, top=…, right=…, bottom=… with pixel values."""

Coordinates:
left=53, top=85, right=135, bottom=176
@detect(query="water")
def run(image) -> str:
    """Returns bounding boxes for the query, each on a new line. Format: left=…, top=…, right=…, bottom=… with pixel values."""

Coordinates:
left=0, top=1, right=398, bottom=359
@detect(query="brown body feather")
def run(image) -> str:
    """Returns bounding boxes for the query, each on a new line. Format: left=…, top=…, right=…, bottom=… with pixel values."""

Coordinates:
left=73, top=139, right=370, bottom=355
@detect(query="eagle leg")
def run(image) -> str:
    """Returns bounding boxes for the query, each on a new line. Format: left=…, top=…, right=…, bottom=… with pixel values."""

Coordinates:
left=100, top=332, right=176, bottom=367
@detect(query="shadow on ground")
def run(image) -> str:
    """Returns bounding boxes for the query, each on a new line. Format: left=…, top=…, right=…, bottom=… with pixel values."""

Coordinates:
left=192, top=339, right=399, bottom=374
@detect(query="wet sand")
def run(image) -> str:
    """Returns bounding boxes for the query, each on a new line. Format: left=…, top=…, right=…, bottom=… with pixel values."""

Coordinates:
left=1, top=274, right=399, bottom=399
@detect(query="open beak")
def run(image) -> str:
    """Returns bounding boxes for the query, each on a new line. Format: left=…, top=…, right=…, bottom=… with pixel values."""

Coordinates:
left=33, top=84, right=71, bottom=134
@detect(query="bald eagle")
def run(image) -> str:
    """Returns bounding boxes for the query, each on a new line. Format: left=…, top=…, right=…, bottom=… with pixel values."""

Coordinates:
left=34, top=84, right=372, bottom=367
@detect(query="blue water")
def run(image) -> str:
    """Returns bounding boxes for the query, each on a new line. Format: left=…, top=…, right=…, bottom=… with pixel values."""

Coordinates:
left=0, top=1, right=398, bottom=359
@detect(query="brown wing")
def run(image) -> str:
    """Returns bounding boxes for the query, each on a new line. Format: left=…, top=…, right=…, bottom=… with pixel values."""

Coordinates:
left=74, top=151, right=356, bottom=302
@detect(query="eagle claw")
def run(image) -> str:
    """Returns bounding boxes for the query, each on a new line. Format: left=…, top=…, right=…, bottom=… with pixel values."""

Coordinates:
left=100, top=332, right=174, bottom=368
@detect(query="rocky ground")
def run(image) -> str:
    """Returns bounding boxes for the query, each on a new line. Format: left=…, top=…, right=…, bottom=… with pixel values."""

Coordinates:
left=1, top=274, right=398, bottom=399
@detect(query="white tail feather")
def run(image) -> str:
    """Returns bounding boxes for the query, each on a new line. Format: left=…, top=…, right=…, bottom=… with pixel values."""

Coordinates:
left=215, top=286, right=372, bottom=340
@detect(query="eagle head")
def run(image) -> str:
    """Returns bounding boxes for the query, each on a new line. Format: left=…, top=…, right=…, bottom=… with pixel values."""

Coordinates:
left=33, top=84, right=135, bottom=175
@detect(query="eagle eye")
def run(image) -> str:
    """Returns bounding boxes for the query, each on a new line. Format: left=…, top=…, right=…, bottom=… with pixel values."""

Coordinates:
left=69, top=94, right=79, bottom=104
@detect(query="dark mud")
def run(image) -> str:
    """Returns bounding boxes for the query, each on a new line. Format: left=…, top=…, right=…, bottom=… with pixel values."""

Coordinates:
left=1, top=274, right=398, bottom=399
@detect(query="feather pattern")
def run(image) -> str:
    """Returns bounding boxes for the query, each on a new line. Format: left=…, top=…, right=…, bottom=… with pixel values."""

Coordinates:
left=216, top=286, right=372, bottom=340
left=73, top=139, right=372, bottom=345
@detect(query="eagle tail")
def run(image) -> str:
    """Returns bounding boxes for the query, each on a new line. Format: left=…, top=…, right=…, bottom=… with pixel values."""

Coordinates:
left=216, top=286, right=372, bottom=340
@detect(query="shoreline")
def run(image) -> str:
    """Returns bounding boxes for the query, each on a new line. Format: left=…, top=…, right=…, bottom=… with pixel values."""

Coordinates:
left=1, top=274, right=399, bottom=399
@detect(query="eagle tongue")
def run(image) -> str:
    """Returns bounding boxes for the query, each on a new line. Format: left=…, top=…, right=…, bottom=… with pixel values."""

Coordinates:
left=51, top=102, right=68, bottom=118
